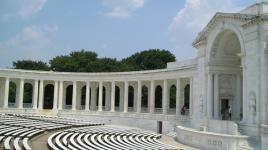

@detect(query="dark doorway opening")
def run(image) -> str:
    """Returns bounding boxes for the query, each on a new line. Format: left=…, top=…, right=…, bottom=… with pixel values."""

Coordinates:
left=221, top=99, right=229, bottom=120
left=157, top=121, right=163, bottom=134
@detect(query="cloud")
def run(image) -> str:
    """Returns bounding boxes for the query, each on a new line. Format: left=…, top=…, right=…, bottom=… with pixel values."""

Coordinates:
left=0, top=24, right=57, bottom=67
left=102, top=0, right=145, bottom=19
left=0, top=0, right=47, bottom=21
left=168, top=0, right=253, bottom=60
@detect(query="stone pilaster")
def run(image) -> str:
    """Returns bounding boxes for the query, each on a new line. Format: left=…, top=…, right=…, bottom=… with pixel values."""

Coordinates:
left=58, top=80, right=63, bottom=110
left=85, top=81, right=90, bottom=111
left=72, top=81, right=77, bottom=110
left=38, top=80, right=44, bottom=109
left=3, top=77, right=9, bottom=109
left=98, top=81, right=103, bottom=111
left=137, top=80, right=142, bottom=113
left=176, top=79, right=181, bottom=116
left=110, top=81, right=115, bottom=112
left=123, top=81, right=129, bottom=113
left=53, top=80, right=58, bottom=110
left=32, top=79, right=38, bottom=109
left=163, top=79, right=168, bottom=115
left=149, top=80, right=155, bottom=113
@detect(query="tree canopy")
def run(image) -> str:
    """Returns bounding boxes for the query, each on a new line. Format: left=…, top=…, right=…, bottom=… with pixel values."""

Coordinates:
left=13, top=60, right=50, bottom=71
left=13, top=49, right=176, bottom=72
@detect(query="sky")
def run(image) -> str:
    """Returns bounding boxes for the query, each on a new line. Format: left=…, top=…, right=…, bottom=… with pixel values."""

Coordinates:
left=0, top=0, right=262, bottom=68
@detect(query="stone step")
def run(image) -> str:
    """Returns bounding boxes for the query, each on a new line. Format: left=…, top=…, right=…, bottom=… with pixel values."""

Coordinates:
left=166, top=131, right=176, bottom=138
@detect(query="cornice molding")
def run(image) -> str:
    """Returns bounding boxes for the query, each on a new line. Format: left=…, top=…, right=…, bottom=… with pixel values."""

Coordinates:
left=192, top=13, right=264, bottom=48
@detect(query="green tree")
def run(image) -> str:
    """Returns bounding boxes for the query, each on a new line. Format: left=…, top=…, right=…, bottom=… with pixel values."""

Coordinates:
left=92, top=58, right=121, bottom=72
left=13, top=60, right=49, bottom=71
left=121, top=49, right=176, bottom=71
left=50, top=50, right=99, bottom=72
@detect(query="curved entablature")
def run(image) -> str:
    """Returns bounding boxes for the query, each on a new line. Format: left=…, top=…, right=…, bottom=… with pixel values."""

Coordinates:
left=0, top=65, right=196, bottom=119
left=0, top=64, right=196, bottom=81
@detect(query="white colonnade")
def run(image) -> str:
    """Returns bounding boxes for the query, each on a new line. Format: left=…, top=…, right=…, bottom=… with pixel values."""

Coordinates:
left=0, top=76, right=193, bottom=116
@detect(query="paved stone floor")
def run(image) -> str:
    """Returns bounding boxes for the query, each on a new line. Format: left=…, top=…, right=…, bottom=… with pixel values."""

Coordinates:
left=31, top=131, right=58, bottom=150
left=160, top=135, right=200, bottom=150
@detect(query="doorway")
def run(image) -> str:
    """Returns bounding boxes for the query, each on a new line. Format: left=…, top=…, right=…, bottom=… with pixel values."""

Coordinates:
left=221, top=99, right=231, bottom=120
left=157, top=121, right=163, bottom=134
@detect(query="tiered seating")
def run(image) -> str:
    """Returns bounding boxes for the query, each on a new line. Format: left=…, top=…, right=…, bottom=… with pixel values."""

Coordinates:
left=48, top=126, right=181, bottom=150
left=0, top=114, right=103, bottom=150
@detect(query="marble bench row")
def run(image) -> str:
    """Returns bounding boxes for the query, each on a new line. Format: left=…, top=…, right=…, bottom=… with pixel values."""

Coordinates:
left=0, top=114, right=104, bottom=150
left=0, top=125, right=44, bottom=150
left=48, top=126, right=181, bottom=150
left=9, top=114, right=102, bottom=126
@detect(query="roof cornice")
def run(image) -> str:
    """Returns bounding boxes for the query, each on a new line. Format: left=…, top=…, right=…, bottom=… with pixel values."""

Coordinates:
left=192, top=13, right=259, bottom=48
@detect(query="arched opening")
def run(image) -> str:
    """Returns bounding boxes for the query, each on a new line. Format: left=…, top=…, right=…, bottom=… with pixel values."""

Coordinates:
left=44, top=84, right=54, bottom=109
left=184, top=84, right=190, bottom=109
left=8, top=81, right=16, bottom=108
left=155, top=85, right=162, bottom=113
left=81, top=86, right=86, bottom=110
left=65, top=85, right=73, bottom=109
left=23, top=83, right=33, bottom=108
left=209, top=29, right=243, bottom=120
left=115, top=86, right=120, bottom=111
left=128, top=86, right=134, bottom=112
left=169, top=84, right=176, bottom=114
left=141, top=85, right=149, bottom=113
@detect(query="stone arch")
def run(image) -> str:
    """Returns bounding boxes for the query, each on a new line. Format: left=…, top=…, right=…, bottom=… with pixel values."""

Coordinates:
left=142, top=85, right=149, bottom=111
left=65, top=85, right=73, bottom=108
left=128, top=86, right=134, bottom=109
left=155, top=85, right=162, bottom=113
left=207, top=22, right=246, bottom=60
left=23, top=82, right=33, bottom=108
left=115, top=86, right=120, bottom=110
left=8, top=81, right=16, bottom=107
left=184, top=84, right=190, bottom=109
left=169, top=84, right=176, bottom=113
left=81, top=86, right=86, bottom=109
left=207, top=26, right=244, bottom=120
left=44, top=84, right=54, bottom=109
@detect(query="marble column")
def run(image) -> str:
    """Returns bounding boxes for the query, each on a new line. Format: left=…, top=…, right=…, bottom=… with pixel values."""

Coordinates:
left=38, top=80, right=44, bottom=109
left=123, top=81, right=129, bottom=113
left=72, top=81, right=77, bottom=110
left=207, top=74, right=213, bottom=118
left=149, top=80, right=155, bottom=113
left=90, top=85, right=96, bottom=110
left=98, top=81, right=103, bottom=111
left=32, top=80, right=38, bottom=109
left=133, top=85, right=137, bottom=112
left=53, top=80, right=58, bottom=110
left=119, top=85, right=124, bottom=111
left=214, top=74, right=219, bottom=119
left=137, top=80, right=142, bottom=113
left=58, top=80, right=63, bottom=110
left=85, top=81, right=90, bottom=111
left=110, top=81, right=115, bottom=112
left=163, top=79, right=168, bottom=115
left=3, top=77, right=9, bottom=108
left=18, top=79, right=24, bottom=109
left=236, top=74, right=242, bottom=120
left=176, top=79, right=181, bottom=116
left=105, top=85, right=111, bottom=111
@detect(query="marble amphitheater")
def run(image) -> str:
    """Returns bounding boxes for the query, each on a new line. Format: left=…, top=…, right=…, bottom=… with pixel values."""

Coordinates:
left=1, top=2, right=268, bottom=150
